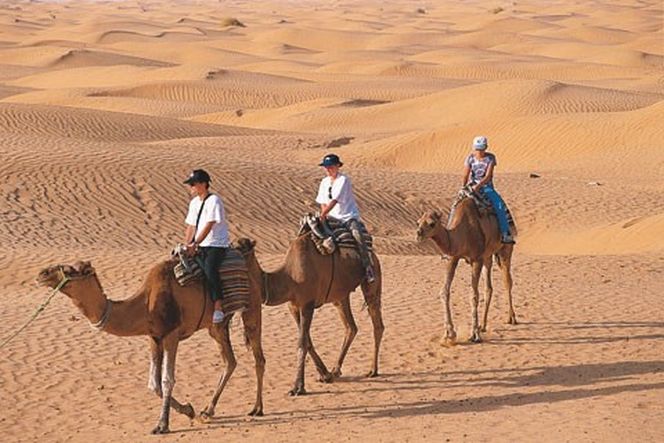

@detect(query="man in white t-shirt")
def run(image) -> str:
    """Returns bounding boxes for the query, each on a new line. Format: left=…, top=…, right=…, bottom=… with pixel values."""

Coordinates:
left=183, top=169, right=231, bottom=323
left=315, top=154, right=375, bottom=283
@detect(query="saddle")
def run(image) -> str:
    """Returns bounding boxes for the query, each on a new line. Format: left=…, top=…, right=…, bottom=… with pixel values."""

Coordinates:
left=449, top=185, right=517, bottom=233
left=171, top=244, right=250, bottom=314
left=298, top=213, right=373, bottom=256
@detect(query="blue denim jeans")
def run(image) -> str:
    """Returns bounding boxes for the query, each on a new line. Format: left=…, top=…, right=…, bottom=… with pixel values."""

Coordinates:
left=480, top=186, right=510, bottom=236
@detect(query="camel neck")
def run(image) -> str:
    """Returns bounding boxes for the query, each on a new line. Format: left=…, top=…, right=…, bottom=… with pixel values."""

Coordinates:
left=101, top=295, right=149, bottom=336
left=68, top=279, right=148, bottom=337
left=263, top=267, right=294, bottom=306
left=432, top=226, right=455, bottom=256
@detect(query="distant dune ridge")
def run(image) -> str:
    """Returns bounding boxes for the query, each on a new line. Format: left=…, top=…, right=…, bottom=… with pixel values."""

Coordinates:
left=1, top=0, right=663, bottom=441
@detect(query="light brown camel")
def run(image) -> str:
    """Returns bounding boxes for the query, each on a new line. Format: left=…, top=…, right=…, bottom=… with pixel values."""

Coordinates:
left=36, top=259, right=265, bottom=434
left=235, top=236, right=384, bottom=396
left=416, top=197, right=516, bottom=344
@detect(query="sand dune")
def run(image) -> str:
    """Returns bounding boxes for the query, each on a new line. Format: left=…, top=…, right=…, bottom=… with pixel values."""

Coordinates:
left=0, top=103, right=268, bottom=141
left=1, top=0, right=663, bottom=442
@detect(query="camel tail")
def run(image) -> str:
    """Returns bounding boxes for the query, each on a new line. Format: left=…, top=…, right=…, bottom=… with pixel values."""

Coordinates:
left=494, top=253, right=502, bottom=268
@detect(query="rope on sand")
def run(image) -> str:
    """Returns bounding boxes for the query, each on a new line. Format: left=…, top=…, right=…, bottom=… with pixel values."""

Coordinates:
left=0, top=276, right=69, bottom=350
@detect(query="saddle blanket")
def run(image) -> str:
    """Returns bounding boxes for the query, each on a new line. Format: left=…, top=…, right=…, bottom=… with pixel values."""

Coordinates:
left=172, top=246, right=250, bottom=315
left=449, top=187, right=517, bottom=234
left=299, top=214, right=373, bottom=255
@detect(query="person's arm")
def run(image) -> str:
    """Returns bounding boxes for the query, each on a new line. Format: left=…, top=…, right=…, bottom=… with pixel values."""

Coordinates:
left=320, top=200, right=338, bottom=219
left=193, top=221, right=216, bottom=245
left=184, top=224, right=195, bottom=244
left=462, top=165, right=471, bottom=186
left=473, top=163, right=495, bottom=192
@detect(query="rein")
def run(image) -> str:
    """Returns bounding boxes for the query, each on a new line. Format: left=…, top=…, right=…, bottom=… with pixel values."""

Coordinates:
left=0, top=269, right=71, bottom=349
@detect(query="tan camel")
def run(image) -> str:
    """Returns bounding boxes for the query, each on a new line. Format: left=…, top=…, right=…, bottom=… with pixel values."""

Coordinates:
left=416, top=197, right=516, bottom=344
left=235, top=236, right=384, bottom=396
left=36, top=259, right=265, bottom=434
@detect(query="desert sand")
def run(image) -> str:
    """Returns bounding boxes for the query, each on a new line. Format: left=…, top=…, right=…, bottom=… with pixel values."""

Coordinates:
left=1, top=0, right=663, bottom=441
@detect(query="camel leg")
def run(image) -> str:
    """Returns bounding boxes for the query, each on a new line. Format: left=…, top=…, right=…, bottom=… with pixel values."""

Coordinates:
left=148, top=337, right=163, bottom=398
left=200, top=321, right=235, bottom=420
left=499, top=247, right=517, bottom=325
left=362, top=276, right=384, bottom=378
left=288, top=303, right=332, bottom=383
left=289, top=303, right=314, bottom=396
left=469, top=260, right=483, bottom=343
left=481, top=256, right=494, bottom=332
left=441, top=258, right=459, bottom=344
left=331, top=297, right=358, bottom=378
left=149, top=336, right=194, bottom=427
left=242, top=310, right=266, bottom=417
left=152, top=333, right=181, bottom=434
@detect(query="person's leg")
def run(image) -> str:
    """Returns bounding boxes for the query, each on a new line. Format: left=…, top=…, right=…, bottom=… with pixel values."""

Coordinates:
left=201, top=247, right=226, bottom=321
left=347, top=219, right=375, bottom=282
left=481, top=186, right=512, bottom=242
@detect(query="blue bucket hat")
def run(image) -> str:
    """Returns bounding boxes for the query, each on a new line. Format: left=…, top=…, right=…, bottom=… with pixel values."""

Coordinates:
left=319, top=154, right=343, bottom=167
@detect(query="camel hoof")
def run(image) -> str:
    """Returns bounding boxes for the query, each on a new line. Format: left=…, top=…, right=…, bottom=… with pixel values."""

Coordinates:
left=331, top=367, right=342, bottom=378
left=198, top=409, right=214, bottom=422
left=318, top=372, right=334, bottom=383
left=469, top=334, right=482, bottom=344
left=480, top=325, right=487, bottom=332
left=248, top=408, right=264, bottom=417
left=288, top=386, right=307, bottom=396
left=182, top=403, right=195, bottom=419
left=366, top=369, right=379, bottom=378
left=442, top=336, right=457, bottom=347
left=508, top=316, right=518, bottom=325
left=151, top=424, right=169, bottom=435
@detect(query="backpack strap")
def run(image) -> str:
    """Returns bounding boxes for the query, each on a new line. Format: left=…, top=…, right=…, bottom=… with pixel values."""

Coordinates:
left=194, top=193, right=213, bottom=240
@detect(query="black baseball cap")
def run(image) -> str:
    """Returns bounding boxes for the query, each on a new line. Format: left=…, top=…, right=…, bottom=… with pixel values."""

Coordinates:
left=319, top=154, right=343, bottom=167
left=183, top=169, right=211, bottom=185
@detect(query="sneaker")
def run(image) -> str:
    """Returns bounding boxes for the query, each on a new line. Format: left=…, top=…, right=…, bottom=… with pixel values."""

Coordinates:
left=365, top=267, right=376, bottom=284
left=501, top=233, right=515, bottom=244
left=212, top=310, right=225, bottom=324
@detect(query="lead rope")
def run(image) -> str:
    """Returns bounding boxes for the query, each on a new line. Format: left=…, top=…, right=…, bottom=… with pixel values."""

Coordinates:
left=0, top=269, right=70, bottom=349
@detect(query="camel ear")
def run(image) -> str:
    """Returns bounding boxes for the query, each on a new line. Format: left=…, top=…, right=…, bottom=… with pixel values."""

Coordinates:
left=236, top=237, right=256, bottom=253
left=74, top=261, right=94, bottom=275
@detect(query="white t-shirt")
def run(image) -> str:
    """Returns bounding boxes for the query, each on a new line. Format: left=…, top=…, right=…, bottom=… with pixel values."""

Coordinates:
left=315, top=173, right=361, bottom=222
left=185, top=193, right=230, bottom=247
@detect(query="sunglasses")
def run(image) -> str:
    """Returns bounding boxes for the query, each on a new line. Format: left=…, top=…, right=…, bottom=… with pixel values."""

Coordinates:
left=328, top=186, right=333, bottom=200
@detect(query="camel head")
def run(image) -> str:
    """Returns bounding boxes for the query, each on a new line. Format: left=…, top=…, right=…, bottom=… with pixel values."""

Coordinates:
left=236, top=237, right=257, bottom=256
left=416, top=209, right=443, bottom=242
left=36, top=261, right=101, bottom=299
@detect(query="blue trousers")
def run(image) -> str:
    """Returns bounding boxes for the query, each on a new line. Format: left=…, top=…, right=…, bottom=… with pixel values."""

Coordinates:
left=480, top=186, right=510, bottom=236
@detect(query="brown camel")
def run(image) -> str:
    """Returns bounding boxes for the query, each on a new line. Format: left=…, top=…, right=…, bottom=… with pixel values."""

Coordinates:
left=36, top=259, right=265, bottom=434
left=235, top=236, right=384, bottom=396
left=416, top=197, right=516, bottom=344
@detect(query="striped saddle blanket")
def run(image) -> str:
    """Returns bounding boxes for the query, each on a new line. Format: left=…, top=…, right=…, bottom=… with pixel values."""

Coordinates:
left=449, top=186, right=517, bottom=234
left=298, top=213, right=373, bottom=256
left=172, top=246, right=250, bottom=315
